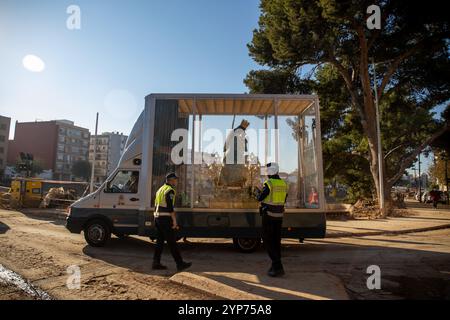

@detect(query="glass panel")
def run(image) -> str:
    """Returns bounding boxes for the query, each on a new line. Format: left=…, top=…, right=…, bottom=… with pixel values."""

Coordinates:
left=302, top=104, right=320, bottom=208
left=193, top=112, right=275, bottom=209
left=106, top=170, right=139, bottom=193
left=151, top=99, right=192, bottom=207
left=151, top=98, right=321, bottom=210
left=278, top=115, right=304, bottom=208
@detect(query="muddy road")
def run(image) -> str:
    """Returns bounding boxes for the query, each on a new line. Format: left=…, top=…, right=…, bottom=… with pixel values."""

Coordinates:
left=1, top=208, right=450, bottom=300
left=0, top=209, right=214, bottom=300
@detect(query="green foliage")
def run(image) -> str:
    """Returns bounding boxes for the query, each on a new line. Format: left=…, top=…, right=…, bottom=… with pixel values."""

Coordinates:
left=244, top=68, right=313, bottom=94
left=246, top=0, right=449, bottom=203
left=429, top=151, right=450, bottom=189
left=71, top=160, right=91, bottom=181
left=249, top=0, right=448, bottom=71
left=315, top=65, right=375, bottom=202
left=15, top=158, right=44, bottom=176
left=443, top=105, right=450, bottom=123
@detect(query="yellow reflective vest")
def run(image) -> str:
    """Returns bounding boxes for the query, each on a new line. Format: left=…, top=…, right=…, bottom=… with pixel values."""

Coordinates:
left=155, top=184, right=176, bottom=216
left=261, top=178, right=288, bottom=207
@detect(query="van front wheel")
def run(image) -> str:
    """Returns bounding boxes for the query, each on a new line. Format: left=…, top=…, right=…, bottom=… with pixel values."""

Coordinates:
left=233, top=237, right=260, bottom=253
left=84, top=219, right=111, bottom=247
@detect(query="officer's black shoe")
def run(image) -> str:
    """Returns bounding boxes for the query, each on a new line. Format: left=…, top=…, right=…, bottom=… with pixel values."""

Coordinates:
left=276, top=268, right=285, bottom=277
left=268, top=267, right=285, bottom=277
left=152, top=263, right=168, bottom=270
left=177, top=261, right=192, bottom=272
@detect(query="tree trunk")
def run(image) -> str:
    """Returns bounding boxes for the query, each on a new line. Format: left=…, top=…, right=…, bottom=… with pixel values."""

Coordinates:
left=384, top=175, right=394, bottom=211
left=332, top=28, right=391, bottom=217
left=357, top=27, right=390, bottom=217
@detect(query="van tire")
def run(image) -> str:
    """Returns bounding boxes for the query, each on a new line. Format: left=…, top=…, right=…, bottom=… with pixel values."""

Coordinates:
left=84, top=219, right=111, bottom=247
left=233, top=237, right=260, bottom=253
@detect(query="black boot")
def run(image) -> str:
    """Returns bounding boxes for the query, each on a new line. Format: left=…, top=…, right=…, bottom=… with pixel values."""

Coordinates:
left=177, top=261, right=192, bottom=272
left=152, top=262, right=168, bottom=270
left=268, top=265, right=285, bottom=277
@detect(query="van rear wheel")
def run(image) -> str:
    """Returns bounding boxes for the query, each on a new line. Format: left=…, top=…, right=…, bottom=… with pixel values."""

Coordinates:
left=84, top=219, right=111, bottom=247
left=233, top=237, right=260, bottom=253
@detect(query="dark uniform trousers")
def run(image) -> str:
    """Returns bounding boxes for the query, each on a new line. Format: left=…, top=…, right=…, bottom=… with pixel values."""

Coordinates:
left=153, top=216, right=183, bottom=266
left=262, top=214, right=283, bottom=270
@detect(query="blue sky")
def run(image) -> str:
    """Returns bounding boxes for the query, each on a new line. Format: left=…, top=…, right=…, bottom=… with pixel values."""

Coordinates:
left=0, top=0, right=444, bottom=175
left=0, top=0, right=261, bottom=137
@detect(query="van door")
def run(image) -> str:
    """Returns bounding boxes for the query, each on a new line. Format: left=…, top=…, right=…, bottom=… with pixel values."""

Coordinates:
left=99, top=170, right=140, bottom=235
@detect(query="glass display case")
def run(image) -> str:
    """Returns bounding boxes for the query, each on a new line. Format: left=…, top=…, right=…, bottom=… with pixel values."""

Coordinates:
left=150, top=95, right=324, bottom=212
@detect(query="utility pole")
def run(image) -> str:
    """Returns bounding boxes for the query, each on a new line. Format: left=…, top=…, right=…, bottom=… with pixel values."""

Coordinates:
left=445, top=153, right=449, bottom=205
left=372, top=58, right=385, bottom=214
left=418, top=153, right=421, bottom=203
left=90, top=112, right=99, bottom=193
left=446, top=157, right=449, bottom=205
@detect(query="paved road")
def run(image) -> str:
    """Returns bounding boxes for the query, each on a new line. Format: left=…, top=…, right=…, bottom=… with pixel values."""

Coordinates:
left=1, top=208, right=449, bottom=299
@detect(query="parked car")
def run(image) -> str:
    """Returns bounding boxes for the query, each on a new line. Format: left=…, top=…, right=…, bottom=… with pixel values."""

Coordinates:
left=421, top=191, right=448, bottom=204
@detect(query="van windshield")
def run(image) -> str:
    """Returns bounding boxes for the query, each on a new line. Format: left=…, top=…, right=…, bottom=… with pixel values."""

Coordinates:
left=106, top=170, right=139, bottom=193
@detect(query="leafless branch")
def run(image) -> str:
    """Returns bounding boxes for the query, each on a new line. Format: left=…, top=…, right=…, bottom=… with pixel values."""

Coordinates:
left=387, top=125, right=448, bottom=185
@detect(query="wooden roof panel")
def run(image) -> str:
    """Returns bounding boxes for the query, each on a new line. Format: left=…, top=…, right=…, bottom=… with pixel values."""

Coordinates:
left=176, top=98, right=314, bottom=115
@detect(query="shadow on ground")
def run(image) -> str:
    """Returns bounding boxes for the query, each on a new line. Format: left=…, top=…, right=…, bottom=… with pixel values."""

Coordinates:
left=19, top=211, right=66, bottom=227
left=82, top=234, right=450, bottom=300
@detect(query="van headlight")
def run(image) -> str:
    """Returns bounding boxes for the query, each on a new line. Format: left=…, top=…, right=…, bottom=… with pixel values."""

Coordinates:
left=66, top=206, right=72, bottom=216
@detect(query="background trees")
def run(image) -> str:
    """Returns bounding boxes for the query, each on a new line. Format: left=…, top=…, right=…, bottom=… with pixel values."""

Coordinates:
left=15, top=158, right=44, bottom=177
left=71, top=160, right=91, bottom=181
left=246, top=0, right=449, bottom=210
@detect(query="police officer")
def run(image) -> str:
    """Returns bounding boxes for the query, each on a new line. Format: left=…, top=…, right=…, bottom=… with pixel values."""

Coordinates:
left=256, top=163, right=288, bottom=277
left=152, top=173, right=192, bottom=271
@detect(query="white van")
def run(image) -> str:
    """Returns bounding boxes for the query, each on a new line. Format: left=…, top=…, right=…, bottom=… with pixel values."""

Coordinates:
left=66, top=93, right=326, bottom=252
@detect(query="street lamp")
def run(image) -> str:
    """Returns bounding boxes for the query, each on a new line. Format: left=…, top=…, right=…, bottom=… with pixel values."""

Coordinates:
left=441, top=152, right=449, bottom=205
left=411, top=166, right=418, bottom=201
left=418, top=153, right=422, bottom=203
left=90, top=112, right=99, bottom=193
left=372, top=58, right=385, bottom=213
left=371, top=58, right=399, bottom=213
left=434, top=151, right=449, bottom=205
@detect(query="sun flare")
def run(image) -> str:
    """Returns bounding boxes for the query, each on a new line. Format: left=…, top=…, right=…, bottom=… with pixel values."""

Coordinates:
left=22, top=54, right=45, bottom=72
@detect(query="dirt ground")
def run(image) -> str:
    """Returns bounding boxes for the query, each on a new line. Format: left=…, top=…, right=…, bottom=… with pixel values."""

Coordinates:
left=0, top=210, right=214, bottom=300
left=0, top=281, right=36, bottom=300
left=1, top=208, right=450, bottom=300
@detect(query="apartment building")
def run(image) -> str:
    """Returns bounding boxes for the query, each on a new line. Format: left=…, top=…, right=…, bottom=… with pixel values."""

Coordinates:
left=8, top=120, right=90, bottom=180
left=89, top=132, right=127, bottom=183
left=0, top=115, right=11, bottom=172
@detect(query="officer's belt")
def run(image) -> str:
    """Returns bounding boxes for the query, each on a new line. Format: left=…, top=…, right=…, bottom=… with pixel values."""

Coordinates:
left=267, top=212, right=283, bottom=218
left=154, top=212, right=171, bottom=217
left=154, top=205, right=171, bottom=217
